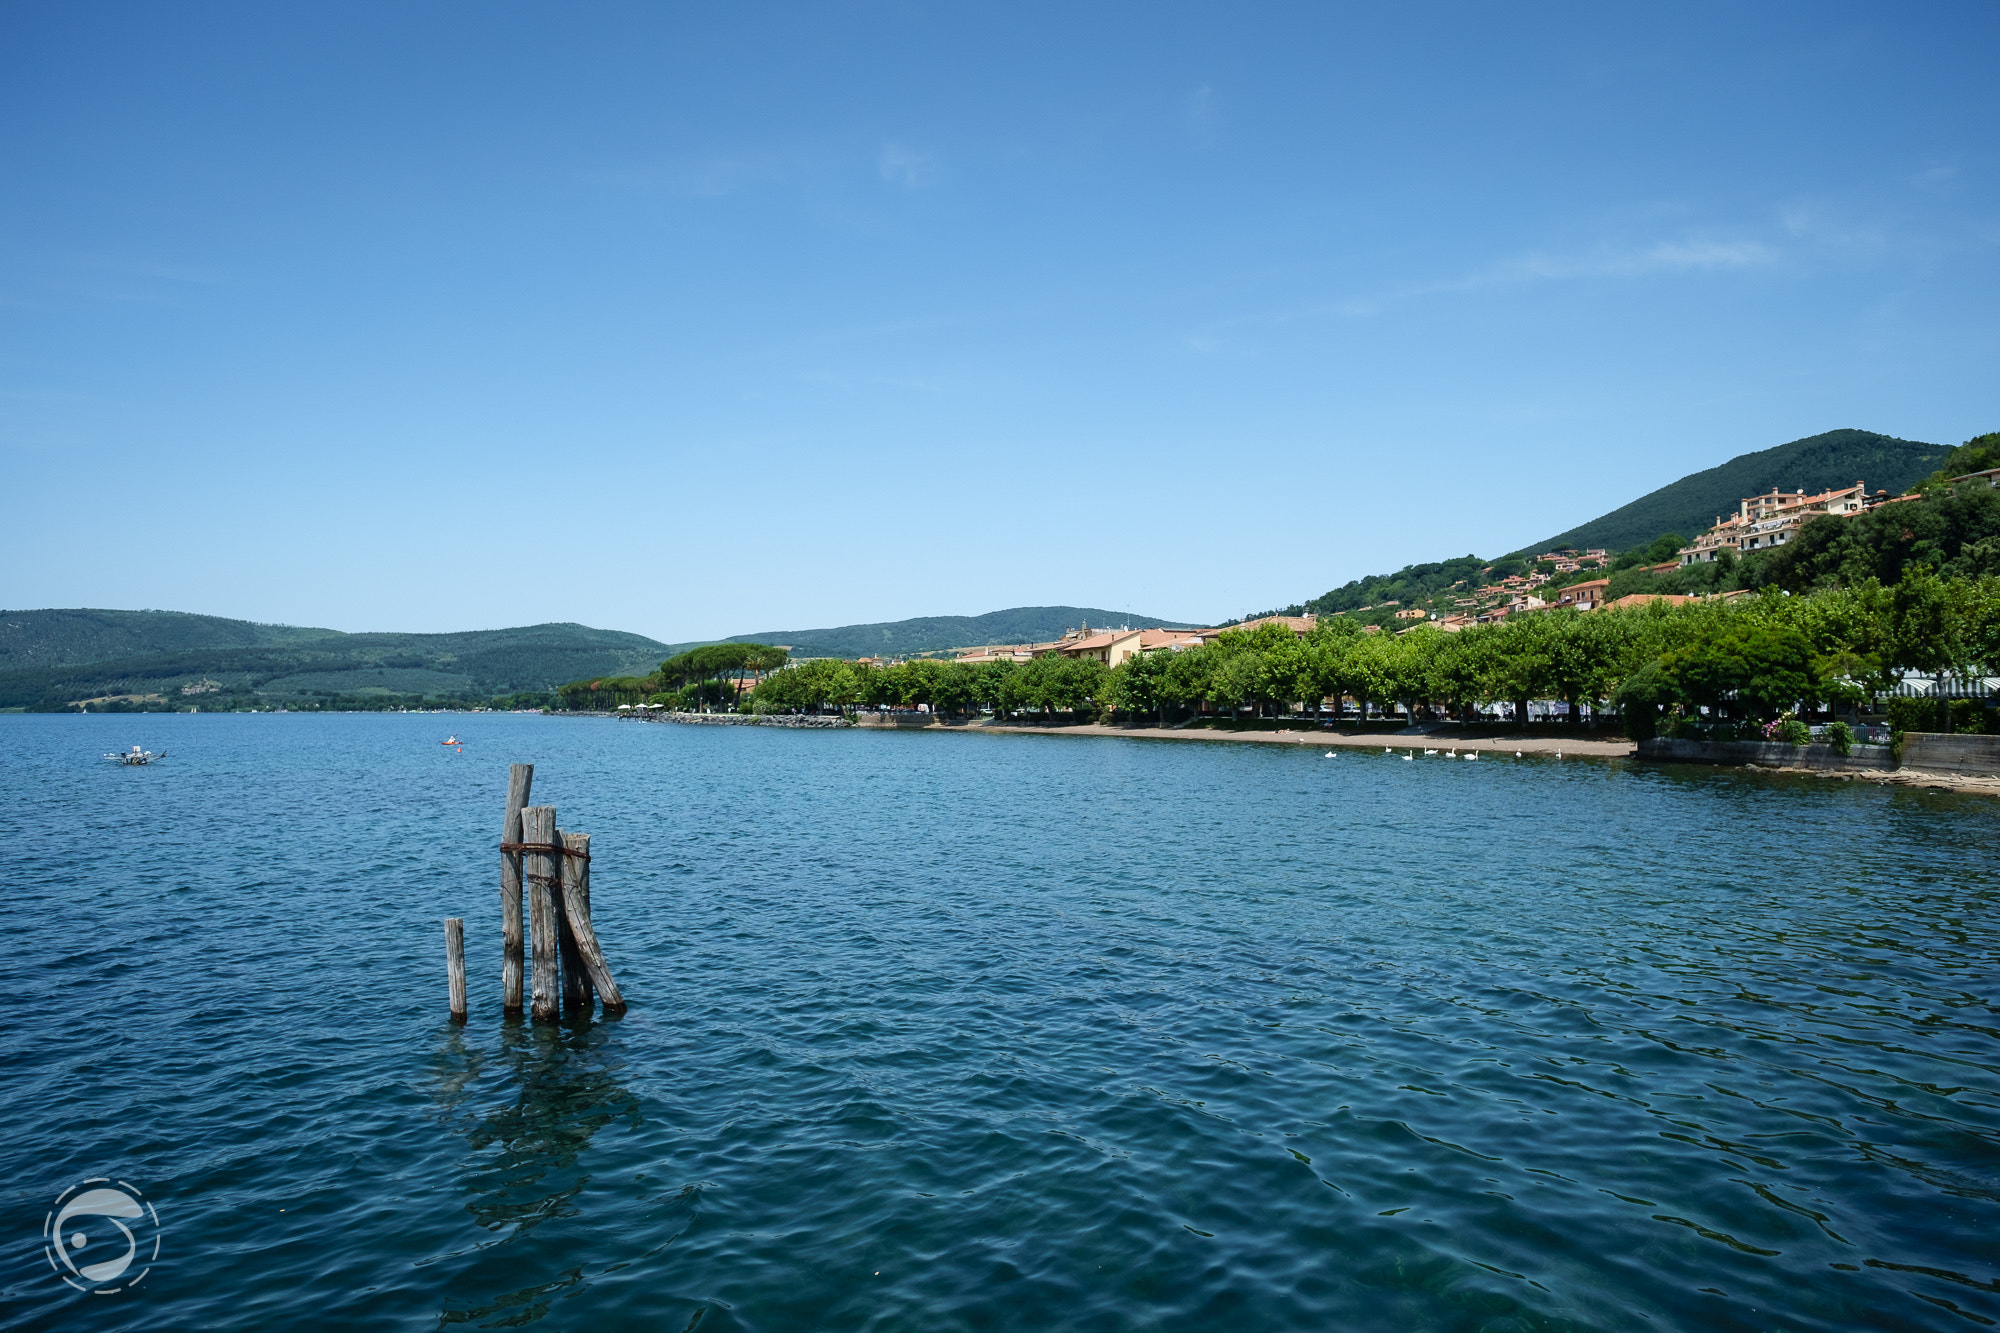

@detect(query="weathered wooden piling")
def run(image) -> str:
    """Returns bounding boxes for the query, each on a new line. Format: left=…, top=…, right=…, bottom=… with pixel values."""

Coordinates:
left=521, top=805, right=562, bottom=1023
left=556, top=827, right=591, bottom=1015
left=560, top=830, right=626, bottom=1015
left=443, top=916, right=467, bottom=1022
left=500, top=764, right=533, bottom=1016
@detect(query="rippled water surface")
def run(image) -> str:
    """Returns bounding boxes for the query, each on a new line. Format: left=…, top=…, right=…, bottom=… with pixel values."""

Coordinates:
left=4, top=712, right=1999, bottom=1331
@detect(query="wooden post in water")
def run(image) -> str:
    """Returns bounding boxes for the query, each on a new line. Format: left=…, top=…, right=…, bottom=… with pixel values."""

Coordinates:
left=560, top=830, right=625, bottom=1015
left=500, top=764, right=533, bottom=1016
left=443, top=916, right=467, bottom=1022
left=521, top=805, right=561, bottom=1023
left=555, top=827, right=591, bottom=1015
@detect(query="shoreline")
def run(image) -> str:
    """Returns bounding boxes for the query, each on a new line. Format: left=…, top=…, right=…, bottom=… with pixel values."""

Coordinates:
left=961, top=720, right=1633, bottom=757
left=944, top=720, right=2000, bottom=794
left=608, top=712, right=2000, bottom=796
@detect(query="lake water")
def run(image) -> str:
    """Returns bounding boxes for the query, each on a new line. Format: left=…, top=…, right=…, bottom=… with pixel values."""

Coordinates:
left=4, top=712, right=1998, bottom=1331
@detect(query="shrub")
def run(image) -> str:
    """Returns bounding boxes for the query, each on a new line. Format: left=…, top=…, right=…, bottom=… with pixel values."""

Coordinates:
left=1621, top=700, right=1659, bottom=741
left=1772, top=718, right=1812, bottom=746
left=1823, top=720, right=1854, bottom=755
left=1886, top=697, right=1989, bottom=734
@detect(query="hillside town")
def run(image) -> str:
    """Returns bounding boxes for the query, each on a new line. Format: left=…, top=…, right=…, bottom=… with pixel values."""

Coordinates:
left=885, top=464, right=2000, bottom=669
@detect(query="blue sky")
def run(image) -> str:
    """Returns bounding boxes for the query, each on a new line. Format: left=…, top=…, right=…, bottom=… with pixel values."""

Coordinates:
left=3, top=3, right=1996, bottom=641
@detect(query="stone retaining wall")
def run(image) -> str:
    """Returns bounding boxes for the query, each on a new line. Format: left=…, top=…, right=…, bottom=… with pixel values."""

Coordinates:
left=1635, top=738, right=1897, bottom=771
left=1900, top=732, right=2000, bottom=775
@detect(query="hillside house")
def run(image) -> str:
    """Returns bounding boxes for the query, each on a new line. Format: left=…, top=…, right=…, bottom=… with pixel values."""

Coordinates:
left=1554, top=578, right=1610, bottom=611
left=1679, top=482, right=1871, bottom=564
left=1538, top=549, right=1610, bottom=573
left=1228, top=614, right=1320, bottom=634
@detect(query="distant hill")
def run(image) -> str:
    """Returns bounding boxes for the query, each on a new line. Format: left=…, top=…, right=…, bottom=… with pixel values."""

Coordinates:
left=1522, top=428, right=1947, bottom=555
left=0, top=605, right=1200, bottom=708
left=0, top=608, right=340, bottom=670
left=0, top=610, right=671, bottom=710
left=719, top=605, right=1195, bottom=660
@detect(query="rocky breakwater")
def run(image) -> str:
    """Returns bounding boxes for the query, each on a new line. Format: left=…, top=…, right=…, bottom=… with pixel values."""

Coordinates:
left=620, top=711, right=849, bottom=728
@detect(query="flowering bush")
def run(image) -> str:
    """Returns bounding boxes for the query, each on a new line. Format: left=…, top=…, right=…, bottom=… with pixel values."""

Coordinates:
left=1763, top=713, right=1812, bottom=745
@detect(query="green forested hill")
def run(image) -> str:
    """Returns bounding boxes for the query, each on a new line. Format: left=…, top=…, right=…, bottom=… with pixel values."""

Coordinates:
left=1523, top=428, right=1947, bottom=555
left=0, top=608, right=341, bottom=669
left=0, top=605, right=1191, bottom=709
left=0, top=612, right=671, bottom=710
left=719, top=605, right=1193, bottom=659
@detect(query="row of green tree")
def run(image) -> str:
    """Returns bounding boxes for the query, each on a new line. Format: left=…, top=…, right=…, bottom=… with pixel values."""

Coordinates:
left=557, top=642, right=789, bottom=710
left=744, top=566, right=2000, bottom=737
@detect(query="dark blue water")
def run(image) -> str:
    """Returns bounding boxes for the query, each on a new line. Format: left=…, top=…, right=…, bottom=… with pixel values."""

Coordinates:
left=4, top=713, right=1998, bottom=1331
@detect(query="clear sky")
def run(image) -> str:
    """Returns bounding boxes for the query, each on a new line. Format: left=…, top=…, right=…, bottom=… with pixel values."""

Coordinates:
left=3, top=3, right=1996, bottom=641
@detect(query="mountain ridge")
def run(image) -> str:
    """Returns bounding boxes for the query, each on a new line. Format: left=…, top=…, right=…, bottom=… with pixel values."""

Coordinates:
left=715, top=605, right=1195, bottom=661
left=0, top=605, right=1193, bottom=708
left=1517, top=427, right=1947, bottom=556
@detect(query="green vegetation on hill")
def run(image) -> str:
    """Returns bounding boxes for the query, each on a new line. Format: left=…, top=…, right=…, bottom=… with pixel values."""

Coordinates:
left=1532, top=471, right=2000, bottom=607
left=1260, top=429, right=1969, bottom=627
left=1289, top=556, right=1494, bottom=618
left=720, top=605, right=1192, bottom=660
left=739, top=577, right=2000, bottom=739
left=1525, top=428, right=1946, bottom=556
left=1917, top=432, right=2000, bottom=491
left=0, top=613, right=672, bottom=711
left=0, top=608, right=339, bottom=670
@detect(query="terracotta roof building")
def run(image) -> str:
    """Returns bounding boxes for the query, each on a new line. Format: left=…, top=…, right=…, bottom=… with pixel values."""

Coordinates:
left=1679, top=482, right=1871, bottom=564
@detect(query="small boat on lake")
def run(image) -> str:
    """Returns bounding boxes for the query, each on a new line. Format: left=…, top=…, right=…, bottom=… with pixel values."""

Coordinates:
left=105, top=744, right=164, bottom=766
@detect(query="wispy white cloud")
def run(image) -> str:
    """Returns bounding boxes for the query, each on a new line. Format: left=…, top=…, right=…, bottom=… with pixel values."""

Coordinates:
left=877, top=143, right=937, bottom=188
left=1474, top=238, right=1773, bottom=284
left=1185, top=85, right=1218, bottom=149
left=1184, top=232, right=1779, bottom=350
